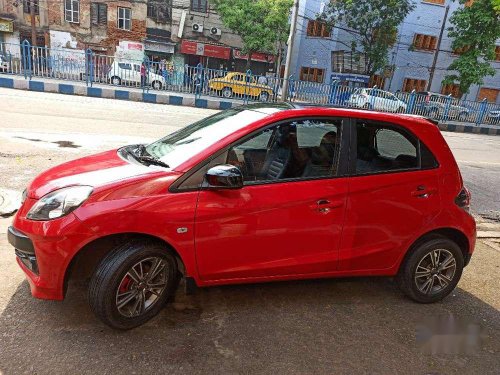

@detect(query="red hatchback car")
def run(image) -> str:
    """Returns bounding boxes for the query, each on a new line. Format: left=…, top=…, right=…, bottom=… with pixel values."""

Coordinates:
left=8, top=104, right=476, bottom=329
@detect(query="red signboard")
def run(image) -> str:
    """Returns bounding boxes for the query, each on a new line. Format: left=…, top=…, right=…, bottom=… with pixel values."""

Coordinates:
left=233, top=49, right=276, bottom=63
left=180, top=40, right=231, bottom=60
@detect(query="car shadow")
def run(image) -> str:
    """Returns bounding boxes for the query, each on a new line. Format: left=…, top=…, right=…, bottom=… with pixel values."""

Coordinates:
left=0, top=276, right=499, bottom=374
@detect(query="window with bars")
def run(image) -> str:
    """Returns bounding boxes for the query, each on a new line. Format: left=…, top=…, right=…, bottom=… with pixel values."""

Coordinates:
left=64, top=0, right=80, bottom=23
left=441, top=83, right=461, bottom=98
left=147, top=1, right=172, bottom=23
left=300, top=67, right=325, bottom=83
left=118, top=7, right=131, bottom=30
left=495, top=46, right=500, bottom=62
left=370, top=75, right=385, bottom=88
left=191, top=0, right=208, bottom=13
left=23, top=0, right=39, bottom=15
left=403, top=78, right=427, bottom=92
left=413, top=34, right=437, bottom=51
left=331, top=50, right=367, bottom=74
left=306, top=20, right=330, bottom=38
left=91, top=3, right=107, bottom=26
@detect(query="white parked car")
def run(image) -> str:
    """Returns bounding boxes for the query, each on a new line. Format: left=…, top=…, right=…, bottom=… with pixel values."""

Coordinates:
left=108, top=61, right=166, bottom=90
left=348, top=88, right=407, bottom=113
left=0, top=52, right=11, bottom=72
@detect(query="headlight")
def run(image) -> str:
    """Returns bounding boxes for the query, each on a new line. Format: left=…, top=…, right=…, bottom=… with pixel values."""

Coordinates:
left=27, top=186, right=93, bottom=221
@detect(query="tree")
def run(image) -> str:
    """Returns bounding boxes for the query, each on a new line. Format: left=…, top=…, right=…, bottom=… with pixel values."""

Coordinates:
left=444, top=0, right=500, bottom=95
left=213, top=0, right=293, bottom=70
left=321, top=0, right=415, bottom=76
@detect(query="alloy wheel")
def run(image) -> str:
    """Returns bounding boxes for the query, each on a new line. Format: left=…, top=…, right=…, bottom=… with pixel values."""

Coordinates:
left=115, top=257, right=168, bottom=317
left=414, top=249, right=456, bottom=295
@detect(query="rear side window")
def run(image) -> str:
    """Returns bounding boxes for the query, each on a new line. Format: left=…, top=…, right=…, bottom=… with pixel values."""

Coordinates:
left=355, top=121, right=421, bottom=174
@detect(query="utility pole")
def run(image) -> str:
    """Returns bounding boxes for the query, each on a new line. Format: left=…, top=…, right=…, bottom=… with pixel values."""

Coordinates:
left=30, top=0, right=37, bottom=46
left=282, top=0, right=299, bottom=102
left=427, top=4, right=449, bottom=91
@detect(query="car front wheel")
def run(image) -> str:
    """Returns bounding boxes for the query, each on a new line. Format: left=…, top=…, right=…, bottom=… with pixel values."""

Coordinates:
left=222, top=87, right=233, bottom=98
left=89, top=241, right=178, bottom=330
left=397, top=237, right=464, bottom=303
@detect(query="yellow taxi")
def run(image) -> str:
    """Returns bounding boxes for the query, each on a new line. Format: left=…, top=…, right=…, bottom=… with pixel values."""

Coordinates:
left=208, top=72, right=274, bottom=101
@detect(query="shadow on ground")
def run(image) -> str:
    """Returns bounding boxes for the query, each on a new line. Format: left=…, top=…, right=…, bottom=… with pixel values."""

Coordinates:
left=0, top=276, right=498, bottom=374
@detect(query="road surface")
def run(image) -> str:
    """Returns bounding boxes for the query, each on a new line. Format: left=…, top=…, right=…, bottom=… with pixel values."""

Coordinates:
left=0, top=88, right=499, bottom=375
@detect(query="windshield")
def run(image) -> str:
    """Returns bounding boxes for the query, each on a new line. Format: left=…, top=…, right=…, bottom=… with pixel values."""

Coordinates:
left=145, top=109, right=267, bottom=168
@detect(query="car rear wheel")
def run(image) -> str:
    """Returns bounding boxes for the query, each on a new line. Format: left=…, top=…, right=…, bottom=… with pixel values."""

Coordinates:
left=111, top=76, right=122, bottom=86
left=259, top=91, right=270, bottom=102
left=222, top=87, right=233, bottom=98
left=89, top=241, right=178, bottom=330
left=396, top=237, right=464, bottom=303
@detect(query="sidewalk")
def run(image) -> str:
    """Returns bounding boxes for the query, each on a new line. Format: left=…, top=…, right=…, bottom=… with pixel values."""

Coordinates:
left=1, top=73, right=499, bottom=136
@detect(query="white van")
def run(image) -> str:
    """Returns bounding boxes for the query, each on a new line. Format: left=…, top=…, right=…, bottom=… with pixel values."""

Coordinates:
left=108, top=61, right=166, bottom=90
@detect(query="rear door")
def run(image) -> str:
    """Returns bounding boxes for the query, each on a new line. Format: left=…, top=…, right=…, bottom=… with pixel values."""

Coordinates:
left=339, top=118, right=440, bottom=271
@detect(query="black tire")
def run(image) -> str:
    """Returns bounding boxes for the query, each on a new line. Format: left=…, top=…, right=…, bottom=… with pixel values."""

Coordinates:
left=396, top=237, right=464, bottom=303
left=362, top=102, right=372, bottom=110
left=259, top=91, right=270, bottom=102
left=152, top=80, right=162, bottom=90
left=88, top=241, right=178, bottom=330
left=110, top=76, right=121, bottom=86
left=222, top=87, right=233, bottom=98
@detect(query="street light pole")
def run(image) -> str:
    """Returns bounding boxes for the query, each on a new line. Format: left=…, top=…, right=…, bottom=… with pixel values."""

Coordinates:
left=282, top=0, right=299, bottom=102
left=427, top=5, right=449, bottom=91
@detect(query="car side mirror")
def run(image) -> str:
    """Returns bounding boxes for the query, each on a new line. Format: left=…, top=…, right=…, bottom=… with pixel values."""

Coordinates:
left=204, top=164, right=243, bottom=190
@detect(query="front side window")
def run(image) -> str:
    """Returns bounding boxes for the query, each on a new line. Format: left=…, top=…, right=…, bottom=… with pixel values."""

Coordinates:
left=226, top=119, right=341, bottom=183
left=118, top=7, right=131, bottom=30
left=65, top=0, right=80, bottom=23
left=355, top=121, right=419, bottom=174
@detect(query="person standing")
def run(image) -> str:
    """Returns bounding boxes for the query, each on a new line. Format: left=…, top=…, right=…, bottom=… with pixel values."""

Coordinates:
left=140, top=62, right=146, bottom=87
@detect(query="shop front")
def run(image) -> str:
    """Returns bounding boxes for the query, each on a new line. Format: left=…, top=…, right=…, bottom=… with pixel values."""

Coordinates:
left=180, top=40, right=231, bottom=71
left=233, top=49, right=276, bottom=76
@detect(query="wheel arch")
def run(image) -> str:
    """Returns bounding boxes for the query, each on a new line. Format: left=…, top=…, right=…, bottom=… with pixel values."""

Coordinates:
left=399, top=227, right=471, bottom=273
left=63, top=232, right=187, bottom=297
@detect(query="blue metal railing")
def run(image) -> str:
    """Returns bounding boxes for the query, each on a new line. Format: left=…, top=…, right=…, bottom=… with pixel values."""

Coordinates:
left=0, top=40, right=498, bottom=126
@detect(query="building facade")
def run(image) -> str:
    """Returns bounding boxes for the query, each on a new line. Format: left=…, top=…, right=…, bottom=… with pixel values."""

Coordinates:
left=289, top=0, right=500, bottom=103
left=0, top=0, right=277, bottom=75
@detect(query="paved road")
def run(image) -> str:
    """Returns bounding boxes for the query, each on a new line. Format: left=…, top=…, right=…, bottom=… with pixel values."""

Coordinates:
left=0, top=89, right=499, bottom=374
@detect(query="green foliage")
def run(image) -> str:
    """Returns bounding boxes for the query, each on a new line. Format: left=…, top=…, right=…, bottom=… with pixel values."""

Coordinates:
left=213, top=0, right=292, bottom=58
left=445, top=0, right=500, bottom=94
left=322, top=0, right=415, bottom=75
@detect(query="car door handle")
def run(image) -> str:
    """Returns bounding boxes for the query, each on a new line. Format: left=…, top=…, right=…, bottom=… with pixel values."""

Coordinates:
left=411, top=185, right=437, bottom=198
left=310, top=199, right=344, bottom=213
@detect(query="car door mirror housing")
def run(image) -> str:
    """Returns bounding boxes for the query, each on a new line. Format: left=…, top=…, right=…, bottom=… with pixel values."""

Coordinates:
left=204, top=164, right=244, bottom=190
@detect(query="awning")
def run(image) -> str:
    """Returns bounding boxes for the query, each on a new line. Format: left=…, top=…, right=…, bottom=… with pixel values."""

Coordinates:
left=180, top=40, right=231, bottom=60
left=145, top=40, right=175, bottom=54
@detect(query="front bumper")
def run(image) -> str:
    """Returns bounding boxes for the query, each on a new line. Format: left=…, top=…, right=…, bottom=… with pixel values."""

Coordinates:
left=7, top=226, right=39, bottom=274
left=7, top=198, right=96, bottom=300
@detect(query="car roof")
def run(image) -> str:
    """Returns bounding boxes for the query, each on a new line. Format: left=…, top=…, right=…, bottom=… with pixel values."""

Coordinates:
left=237, top=103, right=436, bottom=126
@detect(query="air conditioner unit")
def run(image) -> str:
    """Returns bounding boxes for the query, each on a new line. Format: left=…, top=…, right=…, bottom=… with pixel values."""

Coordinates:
left=192, top=23, right=204, bottom=33
left=210, top=27, right=222, bottom=36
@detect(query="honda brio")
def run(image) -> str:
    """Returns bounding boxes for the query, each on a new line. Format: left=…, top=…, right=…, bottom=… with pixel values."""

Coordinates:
left=7, top=103, right=476, bottom=329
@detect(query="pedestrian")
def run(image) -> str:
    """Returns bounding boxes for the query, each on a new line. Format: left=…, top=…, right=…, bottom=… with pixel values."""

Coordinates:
left=258, top=75, right=268, bottom=85
left=140, top=62, right=146, bottom=87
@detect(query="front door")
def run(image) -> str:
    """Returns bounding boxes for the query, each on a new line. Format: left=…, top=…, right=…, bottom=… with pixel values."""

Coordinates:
left=194, top=118, right=348, bottom=282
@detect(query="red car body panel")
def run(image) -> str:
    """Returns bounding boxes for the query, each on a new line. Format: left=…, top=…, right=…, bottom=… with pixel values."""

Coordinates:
left=9, top=107, right=476, bottom=300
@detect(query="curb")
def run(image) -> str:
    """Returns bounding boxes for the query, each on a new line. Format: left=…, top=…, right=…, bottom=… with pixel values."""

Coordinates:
left=0, top=75, right=235, bottom=111
left=1, top=74, right=499, bottom=136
